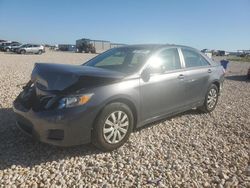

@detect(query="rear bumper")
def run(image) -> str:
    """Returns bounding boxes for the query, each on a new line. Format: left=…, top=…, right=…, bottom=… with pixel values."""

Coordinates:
left=13, top=99, right=97, bottom=146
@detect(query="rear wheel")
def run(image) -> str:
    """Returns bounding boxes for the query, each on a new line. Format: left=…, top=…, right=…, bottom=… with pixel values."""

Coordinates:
left=5, top=48, right=10, bottom=52
left=20, top=50, right=26, bottom=54
left=199, top=84, right=219, bottom=113
left=92, top=102, right=134, bottom=151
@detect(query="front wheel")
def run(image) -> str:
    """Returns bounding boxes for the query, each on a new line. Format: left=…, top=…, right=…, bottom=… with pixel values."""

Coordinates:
left=199, top=84, right=219, bottom=113
left=92, top=102, right=134, bottom=151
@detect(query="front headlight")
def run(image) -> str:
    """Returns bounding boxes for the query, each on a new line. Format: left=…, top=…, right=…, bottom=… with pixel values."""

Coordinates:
left=57, top=93, right=94, bottom=109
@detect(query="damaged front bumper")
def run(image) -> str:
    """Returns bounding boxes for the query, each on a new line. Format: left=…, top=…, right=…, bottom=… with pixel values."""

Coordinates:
left=13, top=85, right=97, bottom=146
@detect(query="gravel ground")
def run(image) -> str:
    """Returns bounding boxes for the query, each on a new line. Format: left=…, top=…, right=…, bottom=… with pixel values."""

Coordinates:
left=0, top=51, right=249, bottom=187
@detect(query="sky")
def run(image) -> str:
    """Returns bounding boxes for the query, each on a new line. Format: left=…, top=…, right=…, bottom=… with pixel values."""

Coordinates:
left=0, top=0, right=249, bottom=51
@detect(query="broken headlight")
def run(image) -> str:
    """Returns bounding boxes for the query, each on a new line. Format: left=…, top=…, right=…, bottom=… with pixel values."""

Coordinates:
left=57, top=93, right=94, bottom=109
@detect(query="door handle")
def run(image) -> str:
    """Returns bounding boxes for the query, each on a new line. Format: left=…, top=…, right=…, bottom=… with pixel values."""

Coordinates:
left=178, top=74, right=185, bottom=79
left=208, top=69, right=212, bottom=73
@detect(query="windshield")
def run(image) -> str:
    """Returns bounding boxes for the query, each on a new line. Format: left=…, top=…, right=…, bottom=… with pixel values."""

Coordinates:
left=84, top=47, right=152, bottom=74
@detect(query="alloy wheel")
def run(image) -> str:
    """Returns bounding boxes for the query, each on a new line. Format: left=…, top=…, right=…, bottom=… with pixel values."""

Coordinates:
left=207, top=88, right=217, bottom=109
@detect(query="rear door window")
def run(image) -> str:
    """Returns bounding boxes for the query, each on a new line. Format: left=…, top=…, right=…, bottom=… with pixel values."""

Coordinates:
left=182, top=48, right=210, bottom=68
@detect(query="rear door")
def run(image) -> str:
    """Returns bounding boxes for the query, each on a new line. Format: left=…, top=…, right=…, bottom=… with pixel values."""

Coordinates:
left=180, top=48, right=212, bottom=106
left=140, top=48, right=186, bottom=122
left=31, top=45, right=39, bottom=53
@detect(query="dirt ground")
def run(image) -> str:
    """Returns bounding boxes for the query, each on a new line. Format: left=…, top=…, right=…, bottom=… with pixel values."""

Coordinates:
left=0, top=50, right=249, bottom=187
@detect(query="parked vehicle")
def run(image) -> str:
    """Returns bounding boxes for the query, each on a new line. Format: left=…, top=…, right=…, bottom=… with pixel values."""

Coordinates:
left=15, top=44, right=45, bottom=54
left=0, top=40, right=8, bottom=45
left=13, top=45, right=225, bottom=151
left=76, top=38, right=96, bottom=53
left=214, top=50, right=226, bottom=56
left=201, top=49, right=212, bottom=58
left=2, top=42, right=22, bottom=52
left=0, top=42, right=12, bottom=51
left=57, top=44, right=76, bottom=52
left=239, top=52, right=250, bottom=57
left=11, top=45, right=23, bottom=53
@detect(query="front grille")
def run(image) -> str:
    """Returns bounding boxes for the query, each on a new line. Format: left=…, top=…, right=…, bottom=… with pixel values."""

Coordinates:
left=32, top=95, right=52, bottom=111
left=17, top=81, right=59, bottom=112
left=18, top=86, right=36, bottom=110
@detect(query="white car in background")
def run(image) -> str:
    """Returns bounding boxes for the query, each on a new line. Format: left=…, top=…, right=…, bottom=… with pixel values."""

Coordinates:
left=15, top=44, right=45, bottom=55
left=201, top=49, right=213, bottom=59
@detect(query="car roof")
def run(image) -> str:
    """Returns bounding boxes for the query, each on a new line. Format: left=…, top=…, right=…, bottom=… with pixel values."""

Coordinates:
left=23, top=43, right=41, bottom=45
left=118, top=44, right=197, bottom=51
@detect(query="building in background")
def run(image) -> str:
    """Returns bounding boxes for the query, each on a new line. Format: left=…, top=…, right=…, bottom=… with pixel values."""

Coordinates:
left=76, top=38, right=125, bottom=53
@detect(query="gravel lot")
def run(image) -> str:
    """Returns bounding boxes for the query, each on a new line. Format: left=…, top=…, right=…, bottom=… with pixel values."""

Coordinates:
left=0, top=50, right=249, bottom=187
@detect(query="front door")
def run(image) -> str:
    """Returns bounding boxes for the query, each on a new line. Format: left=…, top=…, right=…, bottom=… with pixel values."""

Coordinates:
left=140, top=48, right=186, bottom=123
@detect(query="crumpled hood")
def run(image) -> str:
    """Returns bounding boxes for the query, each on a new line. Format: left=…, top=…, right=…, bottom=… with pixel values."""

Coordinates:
left=31, top=63, right=126, bottom=92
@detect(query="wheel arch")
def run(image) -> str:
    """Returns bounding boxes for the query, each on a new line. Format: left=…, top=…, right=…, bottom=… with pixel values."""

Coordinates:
left=92, top=96, right=138, bottom=132
left=20, top=49, right=26, bottom=53
left=211, top=80, right=220, bottom=93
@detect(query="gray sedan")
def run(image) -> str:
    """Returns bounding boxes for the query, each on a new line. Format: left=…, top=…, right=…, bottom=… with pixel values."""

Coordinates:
left=13, top=44, right=225, bottom=151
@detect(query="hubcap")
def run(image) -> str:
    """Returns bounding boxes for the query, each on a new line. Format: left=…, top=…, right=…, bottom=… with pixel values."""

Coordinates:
left=103, top=111, right=129, bottom=144
left=207, top=88, right=217, bottom=109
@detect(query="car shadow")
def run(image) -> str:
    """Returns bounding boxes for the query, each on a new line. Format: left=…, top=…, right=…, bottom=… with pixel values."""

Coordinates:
left=0, top=107, right=103, bottom=170
left=226, top=75, right=250, bottom=82
left=0, top=107, right=202, bottom=170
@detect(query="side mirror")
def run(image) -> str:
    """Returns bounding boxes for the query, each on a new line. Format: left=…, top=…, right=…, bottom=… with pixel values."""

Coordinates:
left=141, top=65, right=165, bottom=82
left=141, top=67, right=151, bottom=82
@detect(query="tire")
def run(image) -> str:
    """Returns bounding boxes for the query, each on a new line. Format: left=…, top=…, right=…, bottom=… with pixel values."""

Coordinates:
left=199, top=84, right=219, bottom=113
left=5, top=48, right=10, bottom=52
left=92, top=102, right=134, bottom=151
left=85, top=49, right=90, bottom=53
left=37, top=50, right=42, bottom=55
left=20, top=50, right=26, bottom=54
